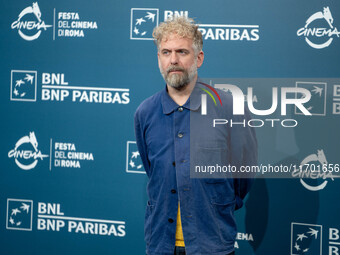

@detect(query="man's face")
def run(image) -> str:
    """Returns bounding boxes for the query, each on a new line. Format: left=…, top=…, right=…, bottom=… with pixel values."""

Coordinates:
left=158, top=34, right=204, bottom=90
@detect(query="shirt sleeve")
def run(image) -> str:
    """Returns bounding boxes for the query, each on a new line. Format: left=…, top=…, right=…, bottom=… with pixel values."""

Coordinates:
left=232, top=106, right=258, bottom=210
left=134, top=109, right=151, bottom=175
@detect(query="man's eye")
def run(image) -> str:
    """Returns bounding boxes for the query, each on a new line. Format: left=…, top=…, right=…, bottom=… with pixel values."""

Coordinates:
left=162, top=51, right=169, bottom=55
left=179, top=51, right=188, bottom=55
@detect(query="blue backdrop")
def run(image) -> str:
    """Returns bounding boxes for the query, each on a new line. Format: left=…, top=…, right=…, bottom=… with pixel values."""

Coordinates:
left=1, top=1, right=340, bottom=254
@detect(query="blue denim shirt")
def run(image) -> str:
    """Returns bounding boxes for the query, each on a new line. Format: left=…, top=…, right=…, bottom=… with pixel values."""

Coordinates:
left=134, top=79, right=257, bottom=255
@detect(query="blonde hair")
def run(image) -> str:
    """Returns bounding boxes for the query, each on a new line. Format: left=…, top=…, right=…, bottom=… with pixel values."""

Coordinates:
left=152, top=17, right=203, bottom=55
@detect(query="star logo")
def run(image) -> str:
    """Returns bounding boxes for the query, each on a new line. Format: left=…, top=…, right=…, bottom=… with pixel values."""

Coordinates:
left=24, top=74, right=34, bottom=84
left=16, top=79, right=25, bottom=87
left=11, top=208, right=21, bottom=216
left=145, top=12, right=156, bottom=22
left=296, top=233, right=308, bottom=241
left=291, top=222, right=322, bottom=255
left=10, top=70, right=37, bottom=102
left=126, top=141, right=145, bottom=173
left=7, top=199, right=33, bottom=231
left=20, top=203, right=31, bottom=213
left=130, top=8, right=159, bottom=40
left=136, top=17, right=146, bottom=26
left=295, top=81, right=327, bottom=116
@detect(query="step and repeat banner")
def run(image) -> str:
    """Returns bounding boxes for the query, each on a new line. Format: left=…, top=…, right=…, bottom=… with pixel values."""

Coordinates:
left=1, top=1, right=340, bottom=254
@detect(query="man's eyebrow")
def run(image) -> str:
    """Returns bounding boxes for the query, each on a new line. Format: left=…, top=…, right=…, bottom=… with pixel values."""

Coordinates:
left=160, top=48, right=190, bottom=52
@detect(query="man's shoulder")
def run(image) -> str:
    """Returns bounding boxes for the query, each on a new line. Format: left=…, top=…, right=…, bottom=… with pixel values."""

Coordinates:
left=215, top=87, right=233, bottom=103
left=135, top=89, right=163, bottom=118
left=196, top=81, right=233, bottom=107
left=209, top=86, right=234, bottom=110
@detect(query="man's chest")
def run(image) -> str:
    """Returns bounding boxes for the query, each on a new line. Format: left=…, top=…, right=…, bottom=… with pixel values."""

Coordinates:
left=145, top=110, right=190, bottom=158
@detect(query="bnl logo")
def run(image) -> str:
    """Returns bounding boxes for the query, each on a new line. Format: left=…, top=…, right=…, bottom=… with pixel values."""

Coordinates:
left=130, top=8, right=159, bottom=40
left=126, top=141, right=145, bottom=174
left=291, top=223, right=322, bottom=255
left=295, top=82, right=327, bottom=116
left=6, top=199, right=33, bottom=231
left=10, top=70, right=37, bottom=102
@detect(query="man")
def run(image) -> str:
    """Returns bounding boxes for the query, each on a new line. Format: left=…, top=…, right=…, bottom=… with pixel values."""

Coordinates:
left=134, top=17, right=257, bottom=255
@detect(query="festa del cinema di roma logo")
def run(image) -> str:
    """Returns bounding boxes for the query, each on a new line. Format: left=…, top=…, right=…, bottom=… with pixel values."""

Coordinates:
left=292, top=150, right=339, bottom=192
left=297, top=6, right=340, bottom=49
left=8, top=131, right=95, bottom=170
left=11, top=2, right=52, bottom=41
left=8, top=132, right=48, bottom=170
left=11, top=2, right=98, bottom=40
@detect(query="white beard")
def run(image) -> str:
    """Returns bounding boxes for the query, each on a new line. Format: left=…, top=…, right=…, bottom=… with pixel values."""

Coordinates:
left=160, top=61, right=197, bottom=90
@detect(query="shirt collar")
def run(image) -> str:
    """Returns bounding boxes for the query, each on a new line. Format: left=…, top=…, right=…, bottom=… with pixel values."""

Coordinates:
left=161, top=78, right=204, bottom=115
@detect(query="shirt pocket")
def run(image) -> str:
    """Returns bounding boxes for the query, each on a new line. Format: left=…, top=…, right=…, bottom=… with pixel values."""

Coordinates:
left=211, top=198, right=237, bottom=245
left=204, top=178, right=235, bottom=205
left=192, top=146, right=230, bottom=180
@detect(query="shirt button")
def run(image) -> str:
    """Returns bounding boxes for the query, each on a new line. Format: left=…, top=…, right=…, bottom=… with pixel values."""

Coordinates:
left=178, top=133, right=183, bottom=138
left=178, top=107, right=183, bottom=112
left=168, top=218, right=174, bottom=223
left=171, top=189, right=176, bottom=194
left=172, top=161, right=176, bottom=166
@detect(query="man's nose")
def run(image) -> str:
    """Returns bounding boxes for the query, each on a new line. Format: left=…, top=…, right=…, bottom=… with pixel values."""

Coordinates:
left=170, top=52, right=178, bottom=65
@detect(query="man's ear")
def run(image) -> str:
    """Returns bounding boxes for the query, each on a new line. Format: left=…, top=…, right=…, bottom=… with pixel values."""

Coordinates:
left=197, top=51, right=204, bottom=68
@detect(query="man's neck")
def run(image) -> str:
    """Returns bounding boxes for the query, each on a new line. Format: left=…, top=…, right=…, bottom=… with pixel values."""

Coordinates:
left=167, top=75, right=197, bottom=106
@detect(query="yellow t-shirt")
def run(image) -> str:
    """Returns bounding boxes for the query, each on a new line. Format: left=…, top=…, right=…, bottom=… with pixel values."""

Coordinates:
left=175, top=202, right=185, bottom=247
